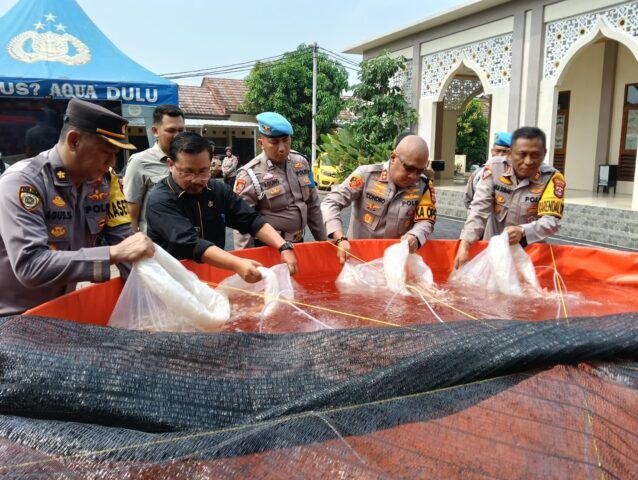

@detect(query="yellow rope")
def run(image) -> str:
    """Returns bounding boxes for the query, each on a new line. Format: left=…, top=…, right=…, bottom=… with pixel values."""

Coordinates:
left=0, top=372, right=527, bottom=471
left=549, top=245, right=569, bottom=324
left=329, top=241, right=480, bottom=321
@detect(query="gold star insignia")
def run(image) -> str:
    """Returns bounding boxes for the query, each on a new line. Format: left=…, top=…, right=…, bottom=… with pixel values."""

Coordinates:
left=56, top=170, right=67, bottom=180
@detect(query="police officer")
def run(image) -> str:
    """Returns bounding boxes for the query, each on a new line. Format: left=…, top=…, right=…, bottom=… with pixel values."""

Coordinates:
left=453, top=126, right=565, bottom=269
left=221, top=146, right=238, bottom=186
left=233, top=112, right=327, bottom=248
left=146, top=132, right=298, bottom=281
left=463, top=131, right=512, bottom=209
left=0, top=98, right=154, bottom=315
left=321, top=135, right=436, bottom=264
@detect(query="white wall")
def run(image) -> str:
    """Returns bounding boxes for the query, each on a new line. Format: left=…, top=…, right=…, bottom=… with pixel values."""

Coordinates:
left=440, top=110, right=458, bottom=179
left=557, top=43, right=605, bottom=191
left=608, top=43, right=638, bottom=195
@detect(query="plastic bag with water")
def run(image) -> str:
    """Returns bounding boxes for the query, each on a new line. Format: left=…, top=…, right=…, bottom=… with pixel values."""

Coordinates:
left=449, top=232, right=541, bottom=296
left=108, top=244, right=231, bottom=332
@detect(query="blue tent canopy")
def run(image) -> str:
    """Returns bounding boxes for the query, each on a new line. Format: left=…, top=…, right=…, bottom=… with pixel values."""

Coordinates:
left=0, top=0, right=178, bottom=106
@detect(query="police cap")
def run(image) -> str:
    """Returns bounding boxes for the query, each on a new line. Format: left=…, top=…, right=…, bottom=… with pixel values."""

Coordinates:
left=64, top=98, right=136, bottom=150
left=256, top=112, right=293, bottom=137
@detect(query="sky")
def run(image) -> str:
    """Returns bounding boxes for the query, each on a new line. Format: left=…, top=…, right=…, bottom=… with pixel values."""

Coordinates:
left=0, top=0, right=468, bottom=86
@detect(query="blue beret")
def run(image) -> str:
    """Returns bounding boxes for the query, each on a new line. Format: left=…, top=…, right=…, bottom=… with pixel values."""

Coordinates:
left=256, top=112, right=293, bottom=137
left=493, top=131, right=512, bottom=147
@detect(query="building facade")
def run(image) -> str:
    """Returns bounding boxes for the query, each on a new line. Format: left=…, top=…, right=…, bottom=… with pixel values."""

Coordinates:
left=345, top=0, right=638, bottom=209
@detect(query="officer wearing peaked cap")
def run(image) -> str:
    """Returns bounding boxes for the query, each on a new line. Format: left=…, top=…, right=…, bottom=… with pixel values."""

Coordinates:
left=233, top=112, right=327, bottom=249
left=0, top=98, right=154, bottom=315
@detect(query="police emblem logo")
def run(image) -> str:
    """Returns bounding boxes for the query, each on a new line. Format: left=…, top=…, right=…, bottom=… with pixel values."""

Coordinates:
left=529, top=185, right=543, bottom=194
left=52, top=195, right=66, bottom=207
left=55, top=168, right=69, bottom=182
left=552, top=177, right=565, bottom=198
left=262, top=124, right=272, bottom=134
left=50, top=225, right=66, bottom=238
left=495, top=194, right=506, bottom=205
left=363, top=213, right=374, bottom=224
left=294, top=161, right=303, bottom=170
left=87, top=189, right=108, bottom=201
left=234, top=179, right=246, bottom=194
left=18, top=185, right=41, bottom=212
left=348, top=175, right=363, bottom=189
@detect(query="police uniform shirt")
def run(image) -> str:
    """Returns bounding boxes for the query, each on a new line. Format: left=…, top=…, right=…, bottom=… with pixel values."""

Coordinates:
left=321, top=161, right=437, bottom=246
left=463, top=156, right=509, bottom=209
left=233, top=150, right=327, bottom=248
left=123, top=142, right=169, bottom=232
left=221, top=155, right=239, bottom=178
left=0, top=147, right=133, bottom=315
left=145, top=174, right=266, bottom=262
left=461, top=161, right=565, bottom=244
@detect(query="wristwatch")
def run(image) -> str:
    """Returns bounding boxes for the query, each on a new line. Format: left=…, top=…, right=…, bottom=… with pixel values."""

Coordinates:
left=278, top=241, right=294, bottom=253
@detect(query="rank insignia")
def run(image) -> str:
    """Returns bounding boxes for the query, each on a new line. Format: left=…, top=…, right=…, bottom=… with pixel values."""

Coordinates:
left=52, top=195, right=66, bottom=207
left=270, top=186, right=282, bottom=195
left=54, top=168, right=69, bottom=182
left=529, top=185, right=543, bottom=194
left=533, top=171, right=541, bottom=181
left=499, top=175, right=513, bottom=185
left=380, top=170, right=389, bottom=182
left=18, top=185, right=41, bottom=212
left=348, top=175, right=363, bottom=189
left=234, top=179, right=246, bottom=194
left=50, top=225, right=66, bottom=238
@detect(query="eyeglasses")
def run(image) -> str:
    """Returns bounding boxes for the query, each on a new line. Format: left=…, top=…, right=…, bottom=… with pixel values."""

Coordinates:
left=394, top=153, right=425, bottom=175
left=173, top=168, right=210, bottom=180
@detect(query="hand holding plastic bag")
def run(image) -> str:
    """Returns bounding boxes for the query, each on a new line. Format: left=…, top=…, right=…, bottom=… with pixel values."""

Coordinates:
left=219, top=263, right=295, bottom=318
left=108, top=244, right=230, bottom=332
left=448, top=232, right=540, bottom=296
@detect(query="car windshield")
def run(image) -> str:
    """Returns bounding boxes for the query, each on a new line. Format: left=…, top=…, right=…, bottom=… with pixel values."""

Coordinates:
left=321, top=156, right=333, bottom=166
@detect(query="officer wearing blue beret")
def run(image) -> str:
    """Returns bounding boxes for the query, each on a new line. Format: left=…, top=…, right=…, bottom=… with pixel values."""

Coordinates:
left=233, top=112, right=327, bottom=250
left=463, top=131, right=513, bottom=209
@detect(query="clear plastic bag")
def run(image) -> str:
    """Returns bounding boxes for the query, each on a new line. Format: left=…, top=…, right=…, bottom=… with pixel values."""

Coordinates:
left=108, top=244, right=231, bottom=332
left=337, top=241, right=435, bottom=295
left=449, top=232, right=541, bottom=296
left=219, top=263, right=295, bottom=318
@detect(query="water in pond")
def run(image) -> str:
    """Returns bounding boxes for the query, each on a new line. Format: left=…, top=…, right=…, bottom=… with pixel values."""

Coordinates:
left=223, top=272, right=638, bottom=334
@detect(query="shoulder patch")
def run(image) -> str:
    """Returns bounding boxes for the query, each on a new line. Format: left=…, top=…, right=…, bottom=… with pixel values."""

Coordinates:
left=235, top=178, right=246, bottom=194
left=348, top=174, right=363, bottom=189
left=19, top=185, right=41, bottom=212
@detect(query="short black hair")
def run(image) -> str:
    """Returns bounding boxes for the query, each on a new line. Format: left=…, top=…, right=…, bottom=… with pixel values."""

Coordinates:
left=512, top=126, right=547, bottom=150
left=169, top=132, right=212, bottom=162
left=153, top=104, right=184, bottom=124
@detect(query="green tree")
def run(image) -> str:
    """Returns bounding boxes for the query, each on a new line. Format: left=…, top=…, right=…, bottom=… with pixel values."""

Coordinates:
left=348, top=52, right=418, bottom=155
left=242, top=44, right=348, bottom=157
left=455, top=98, right=489, bottom=169
left=320, top=52, right=418, bottom=179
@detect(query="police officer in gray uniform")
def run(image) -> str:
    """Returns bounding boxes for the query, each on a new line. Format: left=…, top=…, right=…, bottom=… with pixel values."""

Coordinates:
left=233, top=112, right=327, bottom=248
left=0, top=99, right=154, bottom=315
left=321, top=135, right=436, bottom=264
left=454, top=126, right=566, bottom=269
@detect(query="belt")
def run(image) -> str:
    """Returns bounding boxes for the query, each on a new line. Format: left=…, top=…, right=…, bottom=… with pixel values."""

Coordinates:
left=254, top=229, right=304, bottom=247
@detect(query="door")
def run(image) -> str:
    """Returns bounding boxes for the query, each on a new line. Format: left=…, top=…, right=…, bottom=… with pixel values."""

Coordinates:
left=619, top=83, right=638, bottom=181
left=553, top=91, right=570, bottom=174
